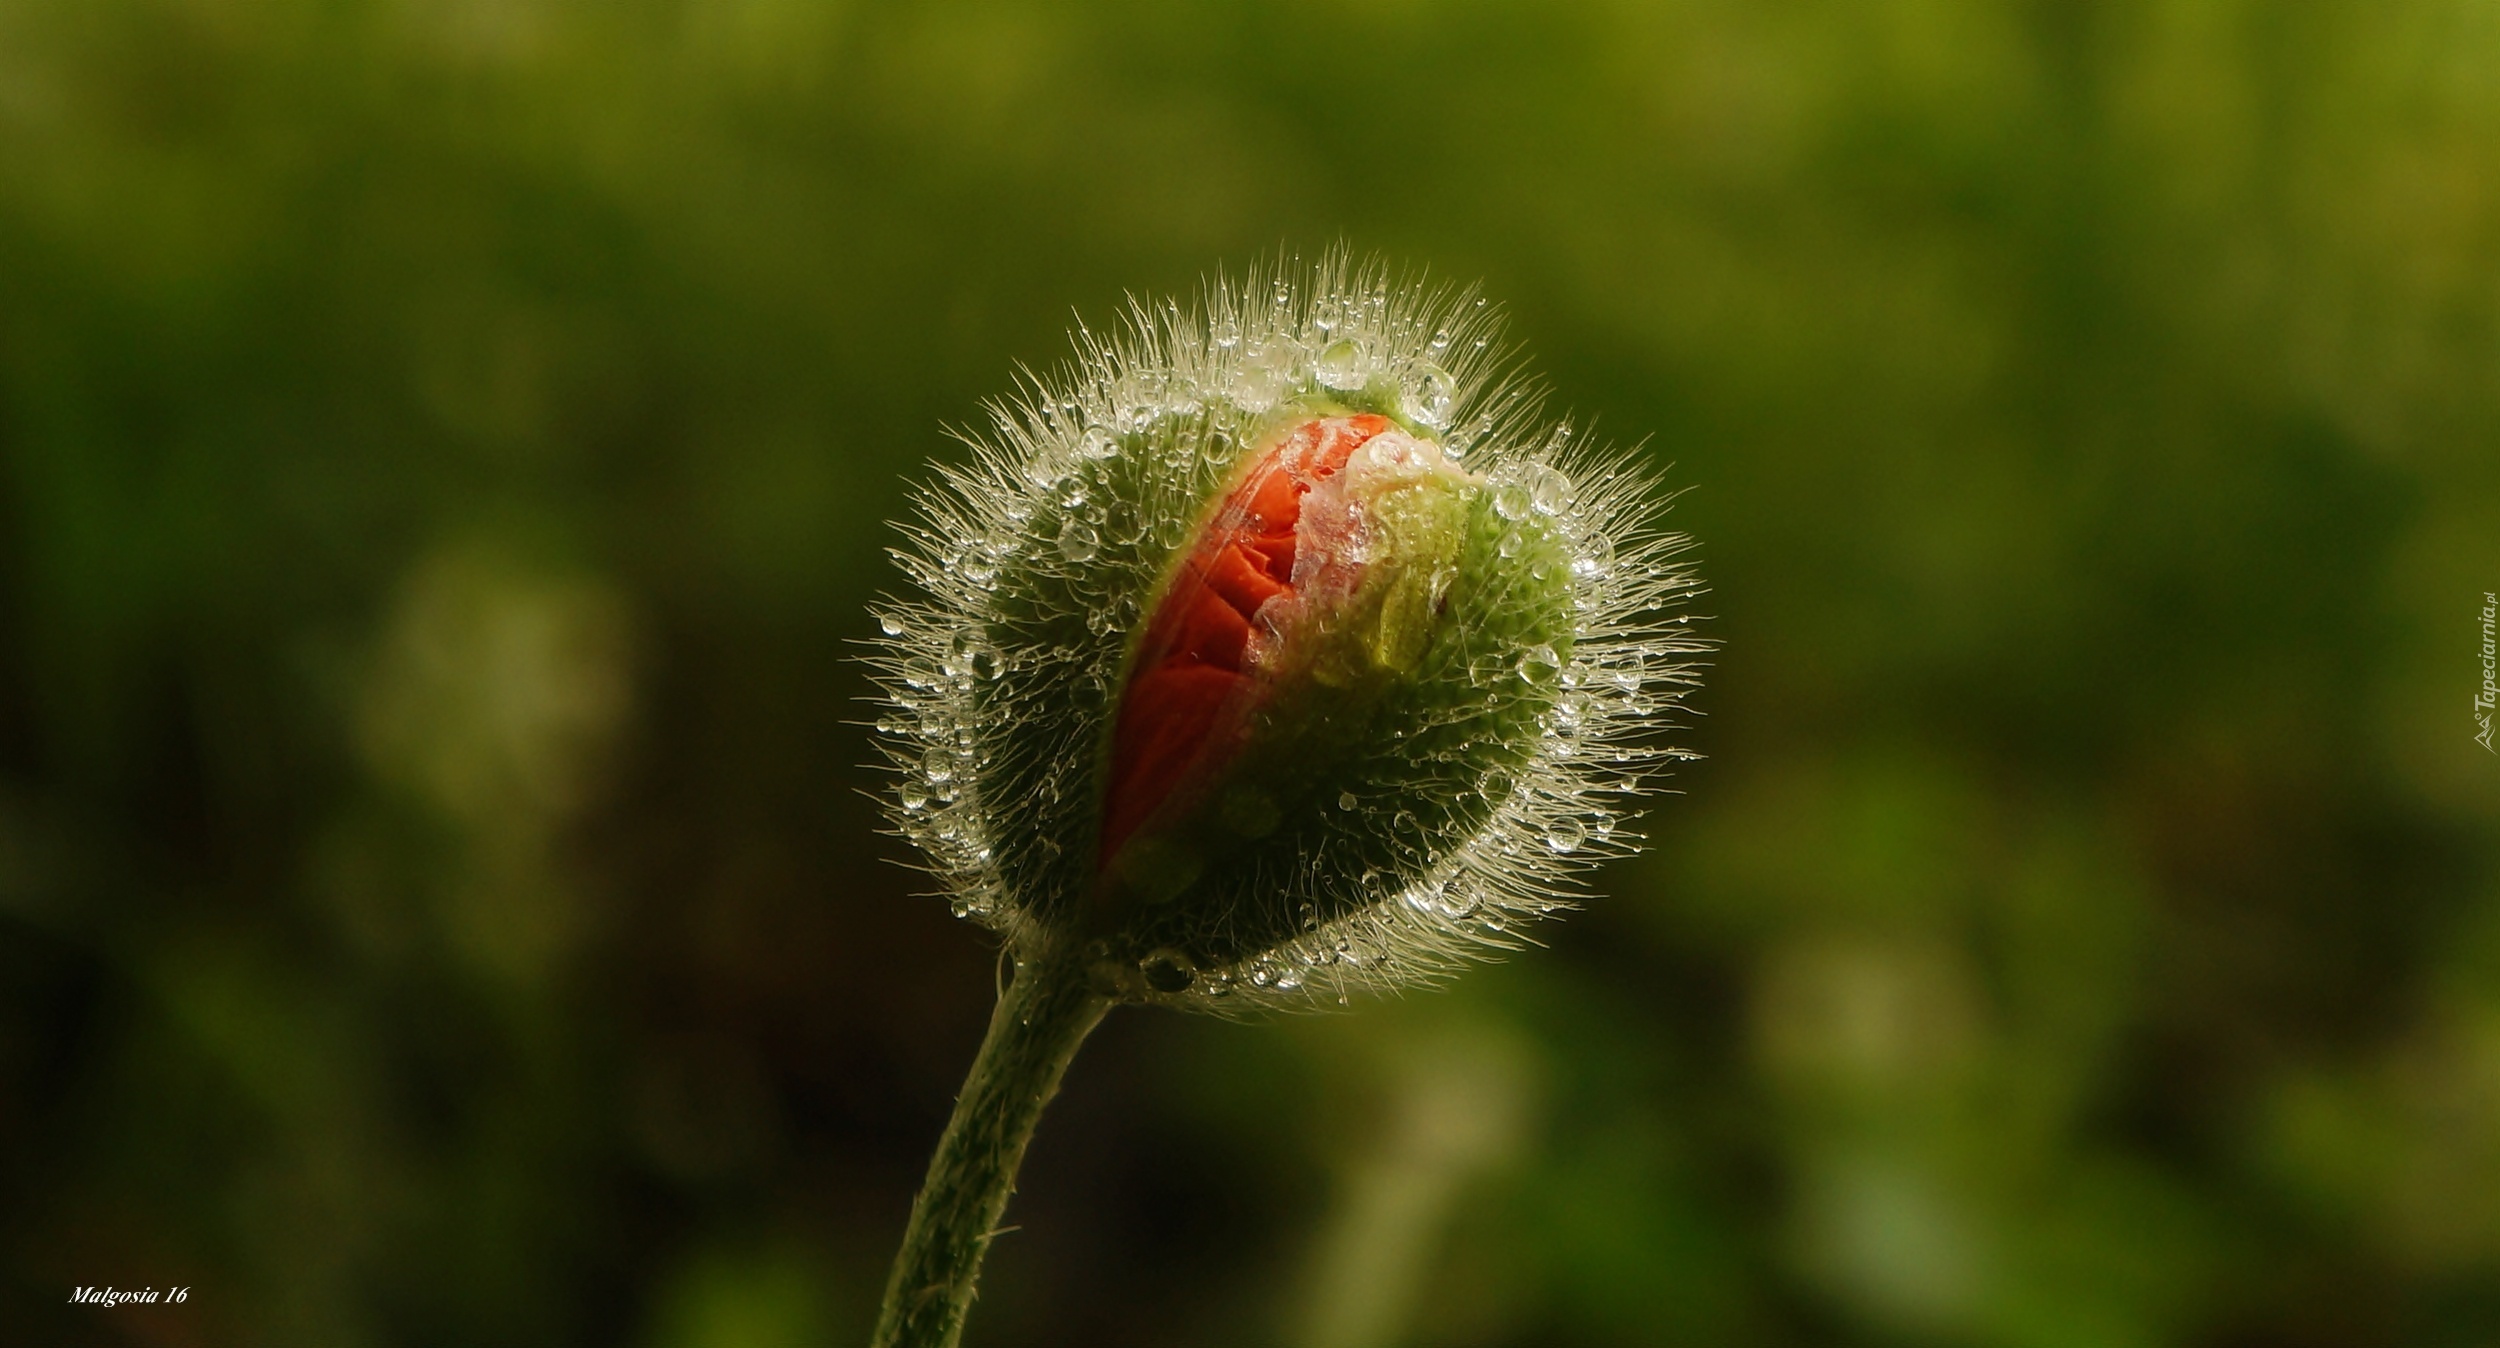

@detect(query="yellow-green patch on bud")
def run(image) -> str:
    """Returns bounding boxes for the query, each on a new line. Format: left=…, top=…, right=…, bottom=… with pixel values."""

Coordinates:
left=1283, top=430, right=1478, bottom=687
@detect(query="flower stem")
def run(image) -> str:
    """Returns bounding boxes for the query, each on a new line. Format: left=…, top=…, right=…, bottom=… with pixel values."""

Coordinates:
left=871, top=950, right=1109, bottom=1348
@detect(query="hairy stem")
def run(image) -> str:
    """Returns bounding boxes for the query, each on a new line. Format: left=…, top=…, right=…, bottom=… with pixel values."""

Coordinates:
left=871, top=950, right=1109, bottom=1348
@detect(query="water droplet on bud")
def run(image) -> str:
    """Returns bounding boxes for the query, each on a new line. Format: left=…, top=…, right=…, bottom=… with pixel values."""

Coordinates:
left=1401, top=364, right=1457, bottom=426
left=1057, top=520, right=1100, bottom=562
left=1140, top=948, right=1197, bottom=992
left=1525, top=463, right=1573, bottom=515
left=1493, top=482, right=1531, bottom=522
left=1317, top=339, right=1364, bottom=390
left=1544, top=817, right=1588, bottom=853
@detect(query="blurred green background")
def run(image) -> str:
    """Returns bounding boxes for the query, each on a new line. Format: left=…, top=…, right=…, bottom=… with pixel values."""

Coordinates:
left=4, top=0, right=2498, bottom=1344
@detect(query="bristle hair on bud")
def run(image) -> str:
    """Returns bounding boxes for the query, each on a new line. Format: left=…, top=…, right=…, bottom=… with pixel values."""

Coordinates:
left=867, top=252, right=1706, bottom=1010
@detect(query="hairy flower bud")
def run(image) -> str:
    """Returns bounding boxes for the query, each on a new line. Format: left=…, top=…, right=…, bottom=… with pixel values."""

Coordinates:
left=871, top=256, right=1703, bottom=1010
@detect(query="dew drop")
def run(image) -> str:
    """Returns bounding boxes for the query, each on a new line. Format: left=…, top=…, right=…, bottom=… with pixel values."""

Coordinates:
left=899, top=782, right=930, bottom=813
left=1493, top=482, right=1531, bottom=522
left=1233, top=348, right=1289, bottom=411
left=877, top=614, right=905, bottom=636
left=1316, top=339, right=1364, bottom=390
left=1057, top=520, right=1100, bottom=562
left=1401, top=364, right=1458, bottom=427
left=1078, top=427, right=1117, bottom=459
left=1519, top=644, right=1563, bottom=681
left=1140, top=948, right=1197, bottom=993
left=1497, top=528, right=1524, bottom=559
left=1544, top=817, right=1588, bottom=853
left=1526, top=463, right=1573, bottom=515
left=1338, top=790, right=1358, bottom=810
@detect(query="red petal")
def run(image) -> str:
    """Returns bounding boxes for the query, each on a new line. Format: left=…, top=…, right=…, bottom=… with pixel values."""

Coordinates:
left=1098, top=665, right=1240, bottom=855
left=1166, top=575, right=1253, bottom=669
left=1098, top=414, right=1395, bottom=868
left=1202, top=541, right=1289, bottom=618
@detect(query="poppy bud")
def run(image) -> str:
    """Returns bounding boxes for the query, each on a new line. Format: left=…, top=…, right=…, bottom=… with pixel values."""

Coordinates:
left=871, top=255, right=1703, bottom=1010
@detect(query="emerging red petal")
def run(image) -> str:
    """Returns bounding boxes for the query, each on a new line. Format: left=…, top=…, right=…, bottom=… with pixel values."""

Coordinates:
left=1099, top=414, right=1393, bottom=866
